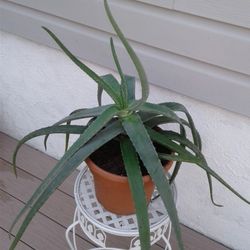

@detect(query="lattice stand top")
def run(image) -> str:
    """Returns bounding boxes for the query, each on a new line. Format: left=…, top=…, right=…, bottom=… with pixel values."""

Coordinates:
left=74, top=166, right=177, bottom=237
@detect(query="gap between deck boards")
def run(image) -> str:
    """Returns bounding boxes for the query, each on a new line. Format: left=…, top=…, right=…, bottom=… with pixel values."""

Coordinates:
left=0, top=132, right=230, bottom=250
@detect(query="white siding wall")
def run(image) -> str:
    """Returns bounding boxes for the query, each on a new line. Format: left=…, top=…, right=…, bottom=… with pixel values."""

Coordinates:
left=1, top=0, right=250, bottom=117
left=1, top=31, right=250, bottom=250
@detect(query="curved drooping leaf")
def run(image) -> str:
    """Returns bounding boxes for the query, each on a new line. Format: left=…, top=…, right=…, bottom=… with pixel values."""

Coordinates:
left=158, top=130, right=202, bottom=157
left=149, top=128, right=250, bottom=205
left=53, top=104, right=113, bottom=126
left=160, top=102, right=201, bottom=149
left=144, top=116, right=190, bottom=128
left=12, top=125, right=86, bottom=175
left=45, top=108, right=84, bottom=150
left=197, top=160, right=250, bottom=205
left=158, top=119, right=215, bottom=204
left=44, top=104, right=113, bottom=149
left=43, top=27, right=122, bottom=107
left=140, top=102, right=183, bottom=125
left=206, top=172, right=223, bottom=207
left=170, top=125, right=186, bottom=184
left=158, top=153, right=198, bottom=164
left=104, top=0, right=149, bottom=109
left=146, top=128, right=199, bottom=160
left=11, top=124, right=84, bottom=235
left=120, top=138, right=150, bottom=250
left=9, top=121, right=123, bottom=250
left=10, top=107, right=119, bottom=236
left=122, top=114, right=184, bottom=250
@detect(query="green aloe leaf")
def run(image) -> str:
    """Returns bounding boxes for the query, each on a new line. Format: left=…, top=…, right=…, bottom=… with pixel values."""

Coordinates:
left=64, top=120, right=72, bottom=152
left=197, top=160, right=250, bottom=205
left=10, top=124, right=86, bottom=233
left=122, top=114, right=184, bottom=250
left=146, top=128, right=198, bottom=160
left=139, top=111, right=187, bottom=128
left=159, top=130, right=202, bottom=157
left=97, top=74, right=121, bottom=106
left=45, top=108, right=83, bottom=151
left=160, top=102, right=201, bottom=149
left=125, top=75, right=136, bottom=102
left=110, top=38, right=128, bottom=108
left=149, top=128, right=250, bottom=205
left=138, top=112, right=159, bottom=124
left=170, top=125, right=186, bottom=184
left=152, top=127, right=221, bottom=203
left=11, top=107, right=118, bottom=236
left=158, top=153, right=198, bottom=164
left=78, top=105, right=118, bottom=146
left=42, top=27, right=122, bottom=106
left=140, top=102, right=183, bottom=125
left=120, top=138, right=150, bottom=250
left=44, top=105, right=112, bottom=149
left=9, top=121, right=123, bottom=250
left=97, top=84, right=103, bottom=106
left=12, top=125, right=86, bottom=175
left=51, top=105, right=112, bottom=126
left=206, top=173, right=223, bottom=207
left=143, top=115, right=190, bottom=128
left=104, top=0, right=149, bottom=109
left=110, top=38, right=125, bottom=83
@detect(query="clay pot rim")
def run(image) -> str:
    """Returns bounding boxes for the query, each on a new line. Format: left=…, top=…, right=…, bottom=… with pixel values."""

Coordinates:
left=85, top=157, right=173, bottom=183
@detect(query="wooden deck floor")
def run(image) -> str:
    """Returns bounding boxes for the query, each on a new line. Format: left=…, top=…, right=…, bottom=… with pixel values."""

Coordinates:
left=0, top=132, right=231, bottom=250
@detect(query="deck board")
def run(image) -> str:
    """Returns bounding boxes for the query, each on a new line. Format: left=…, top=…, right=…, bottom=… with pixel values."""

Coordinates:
left=0, top=132, right=230, bottom=249
left=0, top=228, right=33, bottom=250
left=0, top=190, right=94, bottom=250
left=0, top=132, right=76, bottom=196
left=0, top=160, right=163, bottom=249
left=0, top=160, right=88, bottom=240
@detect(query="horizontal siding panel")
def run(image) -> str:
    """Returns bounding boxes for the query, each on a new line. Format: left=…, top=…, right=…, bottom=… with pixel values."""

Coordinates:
left=174, top=0, right=250, bottom=29
left=136, top=0, right=174, bottom=9
left=5, top=0, right=250, bottom=75
left=10, top=0, right=250, bottom=29
left=1, top=0, right=250, bottom=117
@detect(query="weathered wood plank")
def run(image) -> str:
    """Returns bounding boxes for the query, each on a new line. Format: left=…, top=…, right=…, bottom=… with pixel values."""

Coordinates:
left=0, top=159, right=78, bottom=232
left=0, top=132, right=77, bottom=197
left=0, top=132, right=230, bottom=249
left=0, top=159, right=164, bottom=249
left=0, top=228, right=33, bottom=250
left=0, top=190, right=94, bottom=250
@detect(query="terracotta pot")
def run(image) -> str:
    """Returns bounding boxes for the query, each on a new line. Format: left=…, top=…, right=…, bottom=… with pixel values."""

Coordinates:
left=86, top=157, right=173, bottom=215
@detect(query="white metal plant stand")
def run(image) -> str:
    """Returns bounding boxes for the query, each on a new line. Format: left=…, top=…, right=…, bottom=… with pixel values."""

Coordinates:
left=66, top=166, right=177, bottom=250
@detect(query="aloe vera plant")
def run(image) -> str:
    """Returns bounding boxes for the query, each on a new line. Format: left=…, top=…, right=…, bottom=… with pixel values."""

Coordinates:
left=10, top=1, right=250, bottom=249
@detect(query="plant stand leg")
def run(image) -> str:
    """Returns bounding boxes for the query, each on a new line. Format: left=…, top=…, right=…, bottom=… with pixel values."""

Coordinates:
left=162, top=222, right=172, bottom=250
left=66, top=208, right=80, bottom=250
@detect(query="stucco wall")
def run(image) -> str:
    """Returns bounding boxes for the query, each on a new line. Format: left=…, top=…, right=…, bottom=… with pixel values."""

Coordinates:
left=1, top=31, right=250, bottom=249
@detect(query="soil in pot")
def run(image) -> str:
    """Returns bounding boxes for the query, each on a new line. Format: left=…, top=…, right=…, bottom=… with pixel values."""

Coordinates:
left=89, top=138, right=171, bottom=177
left=87, top=137, right=173, bottom=215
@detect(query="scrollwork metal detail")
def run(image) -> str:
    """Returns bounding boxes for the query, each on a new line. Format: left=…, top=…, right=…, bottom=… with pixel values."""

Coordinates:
left=80, top=215, right=107, bottom=247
